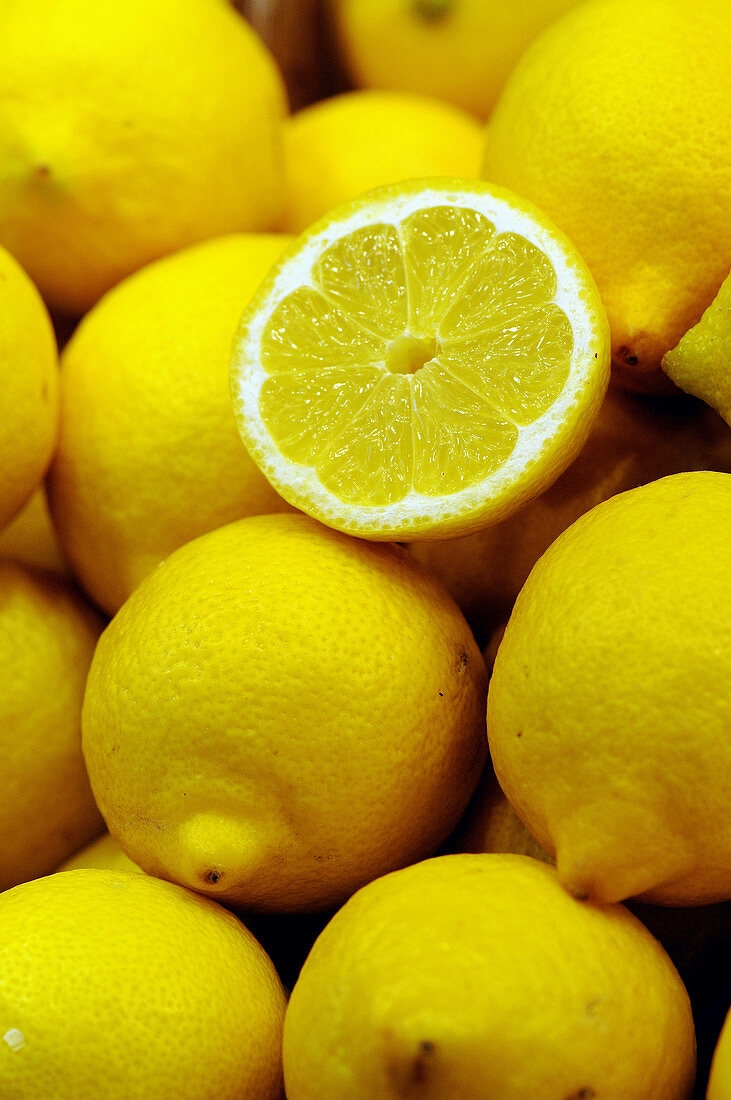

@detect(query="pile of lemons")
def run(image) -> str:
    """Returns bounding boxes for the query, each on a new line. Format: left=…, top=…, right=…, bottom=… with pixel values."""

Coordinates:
left=0, top=0, right=729, bottom=1097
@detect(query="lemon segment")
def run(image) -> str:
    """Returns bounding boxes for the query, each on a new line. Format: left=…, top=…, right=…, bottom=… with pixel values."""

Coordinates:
left=411, top=366, right=518, bottom=495
left=259, top=367, right=383, bottom=468
left=314, top=222, right=409, bottom=339
left=233, top=180, right=609, bottom=539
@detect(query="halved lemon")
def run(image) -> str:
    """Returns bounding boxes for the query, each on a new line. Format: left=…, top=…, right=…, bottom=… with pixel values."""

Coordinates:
left=231, top=179, right=610, bottom=540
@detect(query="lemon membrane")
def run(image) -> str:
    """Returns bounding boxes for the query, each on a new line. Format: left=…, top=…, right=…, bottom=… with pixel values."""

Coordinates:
left=232, top=180, right=610, bottom=539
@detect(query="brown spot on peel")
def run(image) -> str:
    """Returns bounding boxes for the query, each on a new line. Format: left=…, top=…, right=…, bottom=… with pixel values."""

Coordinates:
left=411, top=1041, right=436, bottom=1085
left=387, top=1038, right=438, bottom=1094
left=616, top=344, right=639, bottom=367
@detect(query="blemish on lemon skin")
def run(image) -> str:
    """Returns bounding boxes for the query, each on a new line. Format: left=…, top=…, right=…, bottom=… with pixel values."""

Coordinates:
left=386, top=1037, right=439, bottom=1094
left=3, top=1028, right=25, bottom=1051
left=616, top=345, right=639, bottom=367
left=203, top=868, right=223, bottom=885
left=34, top=164, right=51, bottom=180
left=413, top=0, right=454, bottom=22
left=411, top=1040, right=436, bottom=1083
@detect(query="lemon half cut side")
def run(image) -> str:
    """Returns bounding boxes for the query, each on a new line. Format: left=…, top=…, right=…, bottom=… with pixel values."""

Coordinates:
left=231, top=179, right=610, bottom=540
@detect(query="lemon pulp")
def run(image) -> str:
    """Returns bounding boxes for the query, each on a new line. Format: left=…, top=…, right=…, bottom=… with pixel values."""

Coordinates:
left=258, top=205, right=573, bottom=507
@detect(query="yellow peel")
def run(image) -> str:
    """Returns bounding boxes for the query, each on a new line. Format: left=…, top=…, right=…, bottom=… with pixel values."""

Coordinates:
left=662, top=270, right=731, bottom=424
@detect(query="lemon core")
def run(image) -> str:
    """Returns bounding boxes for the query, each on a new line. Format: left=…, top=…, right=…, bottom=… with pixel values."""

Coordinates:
left=386, top=333, right=439, bottom=374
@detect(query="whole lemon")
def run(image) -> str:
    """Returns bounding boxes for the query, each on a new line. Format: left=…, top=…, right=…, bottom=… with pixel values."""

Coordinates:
left=82, top=513, right=487, bottom=912
left=709, top=1010, right=731, bottom=1100
left=48, top=234, right=293, bottom=616
left=283, top=90, right=482, bottom=232
left=0, top=0, right=287, bottom=314
left=0, top=245, right=57, bottom=531
left=411, top=388, right=731, bottom=636
left=0, top=489, right=69, bottom=576
left=0, top=562, right=104, bottom=892
left=283, top=853, right=696, bottom=1099
left=0, top=870, right=285, bottom=1098
left=488, top=471, right=731, bottom=906
left=330, top=0, right=582, bottom=119
left=481, top=0, right=731, bottom=379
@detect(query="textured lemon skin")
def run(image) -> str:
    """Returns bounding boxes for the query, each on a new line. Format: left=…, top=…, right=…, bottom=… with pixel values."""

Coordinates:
left=0, top=489, right=69, bottom=575
left=0, top=246, right=58, bottom=531
left=283, top=90, right=482, bottom=232
left=82, top=513, right=487, bottom=912
left=488, top=471, right=731, bottom=906
left=283, top=853, right=695, bottom=1099
left=58, top=832, right=141, bottom=874
left=0, top=870, right=286, bottom=1099
left=709, top=1010, right=731, bottom=1100
left=482, top=0, right=731, bottom=378
left=411, top=388, right=731, bottom=631
left=0, top=562, right=104, bottom=892
left=48, top=234, right=293, bottom=616
left=331, top=0, right=582, bottom=119
left=0, top=0, right=287, bottom=314
left=663, top=271, right=731, bottom=425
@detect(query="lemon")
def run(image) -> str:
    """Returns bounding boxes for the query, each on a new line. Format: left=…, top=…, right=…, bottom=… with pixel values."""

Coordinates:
left=283, top=90, right=482, bottom=233
left=0, top=0, right=287, bottom=314
left=450, top=773, right=730, bottom=994
left=663, top=270, right=731, bottom=424
left=58, top=832, right=141, bottom=875
left=481, top=0, right=731, bottom=382
left=411, top=388, right=731, bottom=633
left=0, top=562, right=104, bottom=892
left=0, top=870, right=285, bottom=1098
left=0, top=489, right=69, bottom=576
left=283, top=853, right=696, bottom=1099
left=231, top=178, right=609, bottom=541
left=709, top=1010, right=731, bottom=1100
left=488, top=471, right=731, bottom=906
left=82, top=513, right=487, bottom=912
left=0, top=245, right=58, bottom=532
left=48, top=234, right=293, bottom=615
left=330, top=0, right=582, bottom=119
left=451, top=768, right=551, bottom=864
